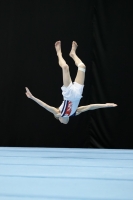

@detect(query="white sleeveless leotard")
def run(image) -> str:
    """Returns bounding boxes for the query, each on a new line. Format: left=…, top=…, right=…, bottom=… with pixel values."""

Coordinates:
left=59, top=82, right=84, bottom=118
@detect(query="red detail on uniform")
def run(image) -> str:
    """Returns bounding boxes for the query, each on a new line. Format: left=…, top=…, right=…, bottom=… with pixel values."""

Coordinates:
left=64, top=101, right=72, bottom=116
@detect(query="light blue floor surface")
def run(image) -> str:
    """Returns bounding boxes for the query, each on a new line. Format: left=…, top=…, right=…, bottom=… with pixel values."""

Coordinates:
left=0, top=147, right=133, bottom=200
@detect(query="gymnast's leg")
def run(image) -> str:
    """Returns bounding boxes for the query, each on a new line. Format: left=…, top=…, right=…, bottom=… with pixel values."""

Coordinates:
left=55, top=41, right=72, bottom=87
left=69, top=41, right=86, bottom=85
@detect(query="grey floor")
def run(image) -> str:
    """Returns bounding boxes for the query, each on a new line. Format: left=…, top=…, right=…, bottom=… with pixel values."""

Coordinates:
left=0, top=147, right=133, bottom=200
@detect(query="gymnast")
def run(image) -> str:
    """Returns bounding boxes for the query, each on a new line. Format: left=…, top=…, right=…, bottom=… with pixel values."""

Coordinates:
left=25, top=41, right=117, bottom=124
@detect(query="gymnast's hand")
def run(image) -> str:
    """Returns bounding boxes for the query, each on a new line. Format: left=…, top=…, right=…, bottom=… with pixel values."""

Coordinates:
left=25, top=87, right=33, bottom=99
left=105, top=103, right=117, bottom=107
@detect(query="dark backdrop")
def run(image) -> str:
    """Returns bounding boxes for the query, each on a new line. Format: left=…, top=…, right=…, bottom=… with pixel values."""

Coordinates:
left=0, top=0, right=133, bottom=148
left=90, top=0, right=133, bottom=148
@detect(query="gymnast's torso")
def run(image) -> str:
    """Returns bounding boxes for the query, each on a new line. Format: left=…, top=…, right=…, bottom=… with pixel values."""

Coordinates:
left=59, top=99, right=80, bottom=117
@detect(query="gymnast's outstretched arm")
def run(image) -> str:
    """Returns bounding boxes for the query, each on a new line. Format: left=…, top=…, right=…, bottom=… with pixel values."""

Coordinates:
left=76, top=103, right=117, bottom=115
left=25, top=87, right=59, bottom=115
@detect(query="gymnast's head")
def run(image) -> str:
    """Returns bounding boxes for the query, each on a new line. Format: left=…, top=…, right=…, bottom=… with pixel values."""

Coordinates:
left=54, top=116, right=69, bottom=124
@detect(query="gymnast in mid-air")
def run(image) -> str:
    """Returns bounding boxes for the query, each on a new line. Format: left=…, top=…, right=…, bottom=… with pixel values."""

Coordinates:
left=25, top=41, right=117, bottom=124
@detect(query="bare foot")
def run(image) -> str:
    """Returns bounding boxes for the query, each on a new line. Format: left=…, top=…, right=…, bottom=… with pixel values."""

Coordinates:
left=55, top=41, right=61, bottom=55
left=69, top=41, right=78, bottom=57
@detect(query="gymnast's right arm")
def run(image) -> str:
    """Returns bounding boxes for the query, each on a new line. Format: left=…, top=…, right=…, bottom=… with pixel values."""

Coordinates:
left=25, top=87, right=59, bottom=115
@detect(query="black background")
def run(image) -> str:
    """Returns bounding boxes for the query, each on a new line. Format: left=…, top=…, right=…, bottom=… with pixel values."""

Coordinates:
left=0, top=0, right=133, bottom=148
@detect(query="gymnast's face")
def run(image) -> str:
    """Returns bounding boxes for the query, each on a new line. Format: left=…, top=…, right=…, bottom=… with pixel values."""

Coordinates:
left=59, top=117, right=69, bottom=124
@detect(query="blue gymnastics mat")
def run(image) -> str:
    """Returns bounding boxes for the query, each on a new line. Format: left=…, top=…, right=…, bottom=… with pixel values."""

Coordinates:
left=0, top=147, right=133, bottom=200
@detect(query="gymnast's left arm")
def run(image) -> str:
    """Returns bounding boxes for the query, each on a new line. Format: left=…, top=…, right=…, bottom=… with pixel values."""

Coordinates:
left=25, top=87, right=59, bottom=115
left=76, top=103, right=117, bottom=115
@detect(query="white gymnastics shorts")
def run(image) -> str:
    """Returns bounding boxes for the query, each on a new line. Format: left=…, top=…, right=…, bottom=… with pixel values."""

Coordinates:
left=61, top=82, right=84, bottom=101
